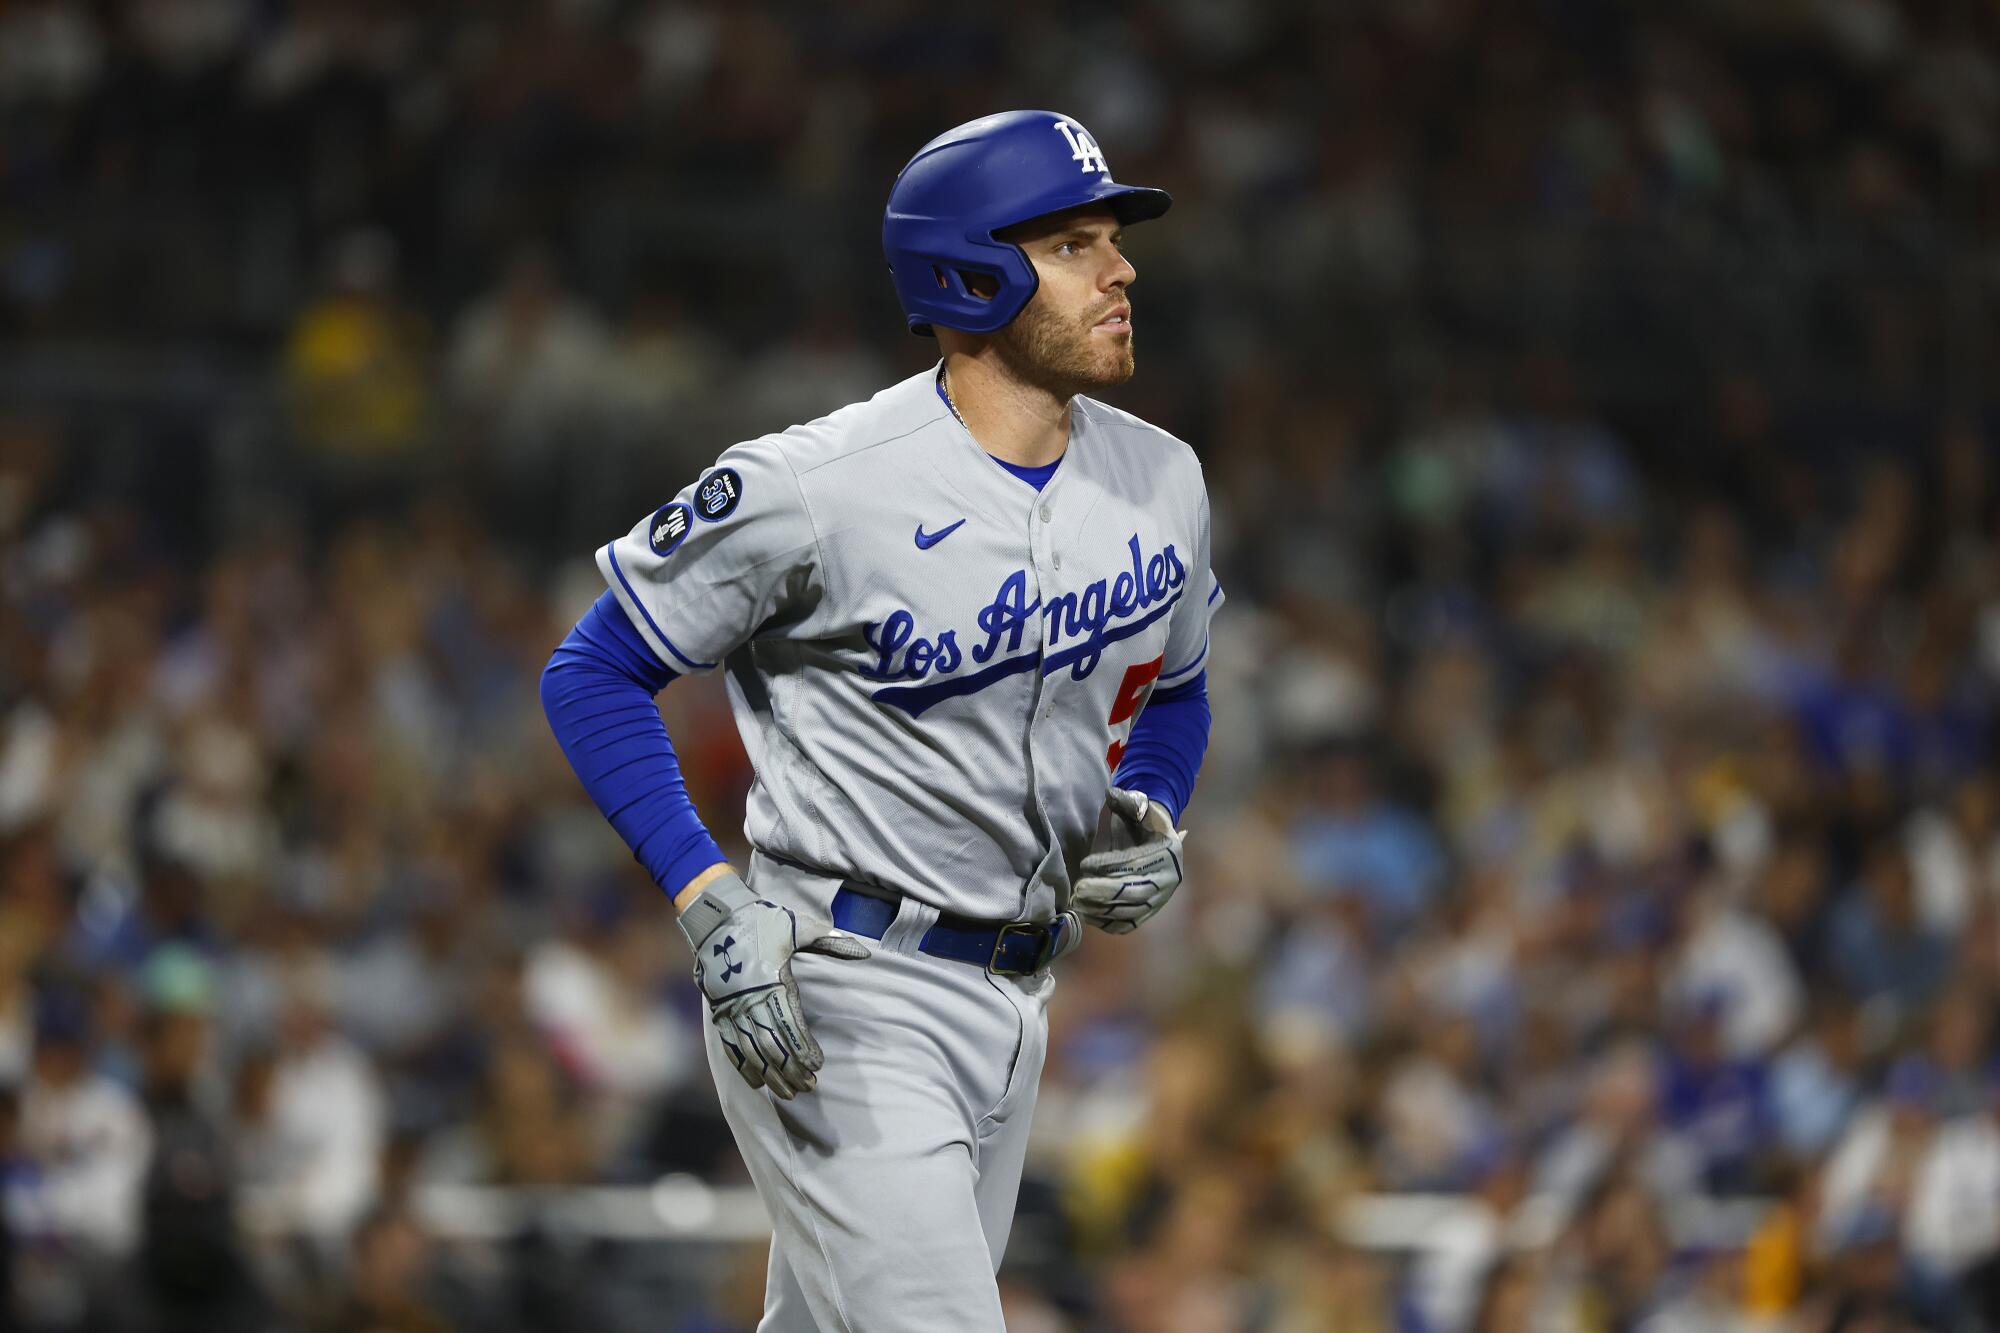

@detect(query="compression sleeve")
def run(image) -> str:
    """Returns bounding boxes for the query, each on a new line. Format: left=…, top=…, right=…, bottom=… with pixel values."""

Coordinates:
left=1112, top=670, right=1211, bottom=826
left=541, top=590, right=728, bottom=897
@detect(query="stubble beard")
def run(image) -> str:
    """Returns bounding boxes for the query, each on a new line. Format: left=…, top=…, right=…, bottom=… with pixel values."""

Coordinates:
left=992, top=297, right=1136, bottom=402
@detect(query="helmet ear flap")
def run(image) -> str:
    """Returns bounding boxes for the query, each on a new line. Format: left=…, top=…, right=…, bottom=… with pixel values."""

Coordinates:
left=931, top=264, right=1000, bottom=302
left=886, top=238, right=1035, bottom=336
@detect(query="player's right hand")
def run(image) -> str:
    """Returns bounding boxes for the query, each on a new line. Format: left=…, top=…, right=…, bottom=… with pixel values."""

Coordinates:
left=676, top=870, right=870, bottom=1099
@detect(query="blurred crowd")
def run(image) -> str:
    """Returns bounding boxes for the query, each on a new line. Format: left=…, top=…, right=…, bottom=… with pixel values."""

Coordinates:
left=6, top=0, right=2000, bottom=1330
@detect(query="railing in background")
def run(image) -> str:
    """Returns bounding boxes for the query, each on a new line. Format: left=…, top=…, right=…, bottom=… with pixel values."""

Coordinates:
left=241, top=1179, right=1776, bottom=1254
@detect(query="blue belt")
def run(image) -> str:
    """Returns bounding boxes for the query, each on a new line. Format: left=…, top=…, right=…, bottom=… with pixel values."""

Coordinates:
left=830, top=882, right=1066, bottom=977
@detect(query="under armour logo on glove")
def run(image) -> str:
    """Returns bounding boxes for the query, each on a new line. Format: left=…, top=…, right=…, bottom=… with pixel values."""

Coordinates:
left=678, top=870, right=871, bottom=1100
left=713, top=935, right=745, bottom=982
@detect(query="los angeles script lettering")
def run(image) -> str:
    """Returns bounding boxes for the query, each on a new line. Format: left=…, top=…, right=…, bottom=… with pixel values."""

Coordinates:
left=862, top=534, right=1185, bottom=684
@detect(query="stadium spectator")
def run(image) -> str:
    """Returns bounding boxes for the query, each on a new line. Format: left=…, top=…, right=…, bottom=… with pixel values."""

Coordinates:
left=15, top=991, right=150, bottom=1259
left=2, top=1, right=1999, bottom=1326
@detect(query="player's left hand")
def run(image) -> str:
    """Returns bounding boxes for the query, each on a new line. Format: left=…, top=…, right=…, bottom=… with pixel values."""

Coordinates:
left=1070, top=787, right=1185, bottom=934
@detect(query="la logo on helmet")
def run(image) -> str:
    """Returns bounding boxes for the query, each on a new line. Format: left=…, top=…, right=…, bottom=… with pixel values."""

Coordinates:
left=1053, top=118, right=1109, bottom=176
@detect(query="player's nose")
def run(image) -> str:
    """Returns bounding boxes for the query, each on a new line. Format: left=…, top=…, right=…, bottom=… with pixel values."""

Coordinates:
left=1102, top=248, right=1136, bottom=291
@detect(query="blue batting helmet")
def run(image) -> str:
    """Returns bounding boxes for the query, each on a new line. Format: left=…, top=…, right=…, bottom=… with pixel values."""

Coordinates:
left=883, top=110, right=1171, bottom=337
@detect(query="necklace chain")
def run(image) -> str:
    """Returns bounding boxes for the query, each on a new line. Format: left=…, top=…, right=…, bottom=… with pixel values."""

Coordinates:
left=940, top=366, right=966, bottom=428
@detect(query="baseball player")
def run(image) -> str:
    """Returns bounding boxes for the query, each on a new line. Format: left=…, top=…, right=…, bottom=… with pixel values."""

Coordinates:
left=542, top=110, right=1220, bottom=1329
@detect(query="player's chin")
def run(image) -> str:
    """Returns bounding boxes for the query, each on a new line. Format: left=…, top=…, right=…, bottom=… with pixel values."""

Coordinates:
left=1071, top=336, right=1135, bottom=388
left=1084, top=347, right=1137, bottom=389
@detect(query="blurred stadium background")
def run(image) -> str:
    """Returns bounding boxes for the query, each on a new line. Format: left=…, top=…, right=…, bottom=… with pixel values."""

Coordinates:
left=4, top=1, right=2000, bottom=1329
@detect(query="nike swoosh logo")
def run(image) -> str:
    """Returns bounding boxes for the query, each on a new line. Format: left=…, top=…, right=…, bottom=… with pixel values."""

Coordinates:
left=914, top=519, right=966, bottom=550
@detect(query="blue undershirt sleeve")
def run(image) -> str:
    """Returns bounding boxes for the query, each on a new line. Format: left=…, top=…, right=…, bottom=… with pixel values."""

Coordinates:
left=540, top=590, right=729, bottom=898
left=1112, top=670, right=1211, bottom=826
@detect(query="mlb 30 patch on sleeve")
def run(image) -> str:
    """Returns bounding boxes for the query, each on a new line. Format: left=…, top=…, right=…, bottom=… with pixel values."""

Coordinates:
left=696, top=468, right=743, bottom=522
left=649, top=502, right=694, bottom=554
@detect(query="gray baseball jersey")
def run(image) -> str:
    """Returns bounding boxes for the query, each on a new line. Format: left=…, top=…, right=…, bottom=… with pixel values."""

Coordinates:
left=598, top=363, right=1221, bottom=922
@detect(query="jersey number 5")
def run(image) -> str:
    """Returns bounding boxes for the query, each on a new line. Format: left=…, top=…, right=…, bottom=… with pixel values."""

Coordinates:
left=1104, top=655, right=1163, bottom=770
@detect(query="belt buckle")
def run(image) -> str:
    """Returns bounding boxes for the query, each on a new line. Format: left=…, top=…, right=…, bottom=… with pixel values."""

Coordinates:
left=989, top=921, right=1047, bottom=976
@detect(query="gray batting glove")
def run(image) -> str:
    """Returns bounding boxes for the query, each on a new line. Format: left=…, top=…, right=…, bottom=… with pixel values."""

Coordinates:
left=677, top=870, right=870, bottom=1099
left=1070, top=787, right=1186, bottom=934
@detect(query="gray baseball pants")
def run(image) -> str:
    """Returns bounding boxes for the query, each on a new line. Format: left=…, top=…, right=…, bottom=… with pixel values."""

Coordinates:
left=704, top=854, right=1056, bottom=1332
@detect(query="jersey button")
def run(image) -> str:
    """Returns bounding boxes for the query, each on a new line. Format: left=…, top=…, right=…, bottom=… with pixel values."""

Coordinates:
left=1053, top=551, right=1062, bottom=569
left=1039, top=504, right=1053, bottom=523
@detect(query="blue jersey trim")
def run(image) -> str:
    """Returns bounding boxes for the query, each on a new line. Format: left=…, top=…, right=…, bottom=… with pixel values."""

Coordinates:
left=1150, top=672, right=1207, bottom=706
left=1209, top=582, right=1222, bottom=605
left=992, top=454, right=1062, bottom=491
left=582, top=588, right=676, bottom=690
left=604, top=544, right=717, bottom=673
left=1161, top=637, right=1207, bottom=681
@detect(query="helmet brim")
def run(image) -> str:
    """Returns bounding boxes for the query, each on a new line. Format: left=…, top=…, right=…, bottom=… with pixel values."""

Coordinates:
left=1099, top=184, right=1172, bottom=225
left=1002, top=182, right=1172, bottom=234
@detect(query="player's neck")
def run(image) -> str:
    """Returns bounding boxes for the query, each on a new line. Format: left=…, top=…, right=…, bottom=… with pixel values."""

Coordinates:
left=940, top=351, right=1070, bottom=468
